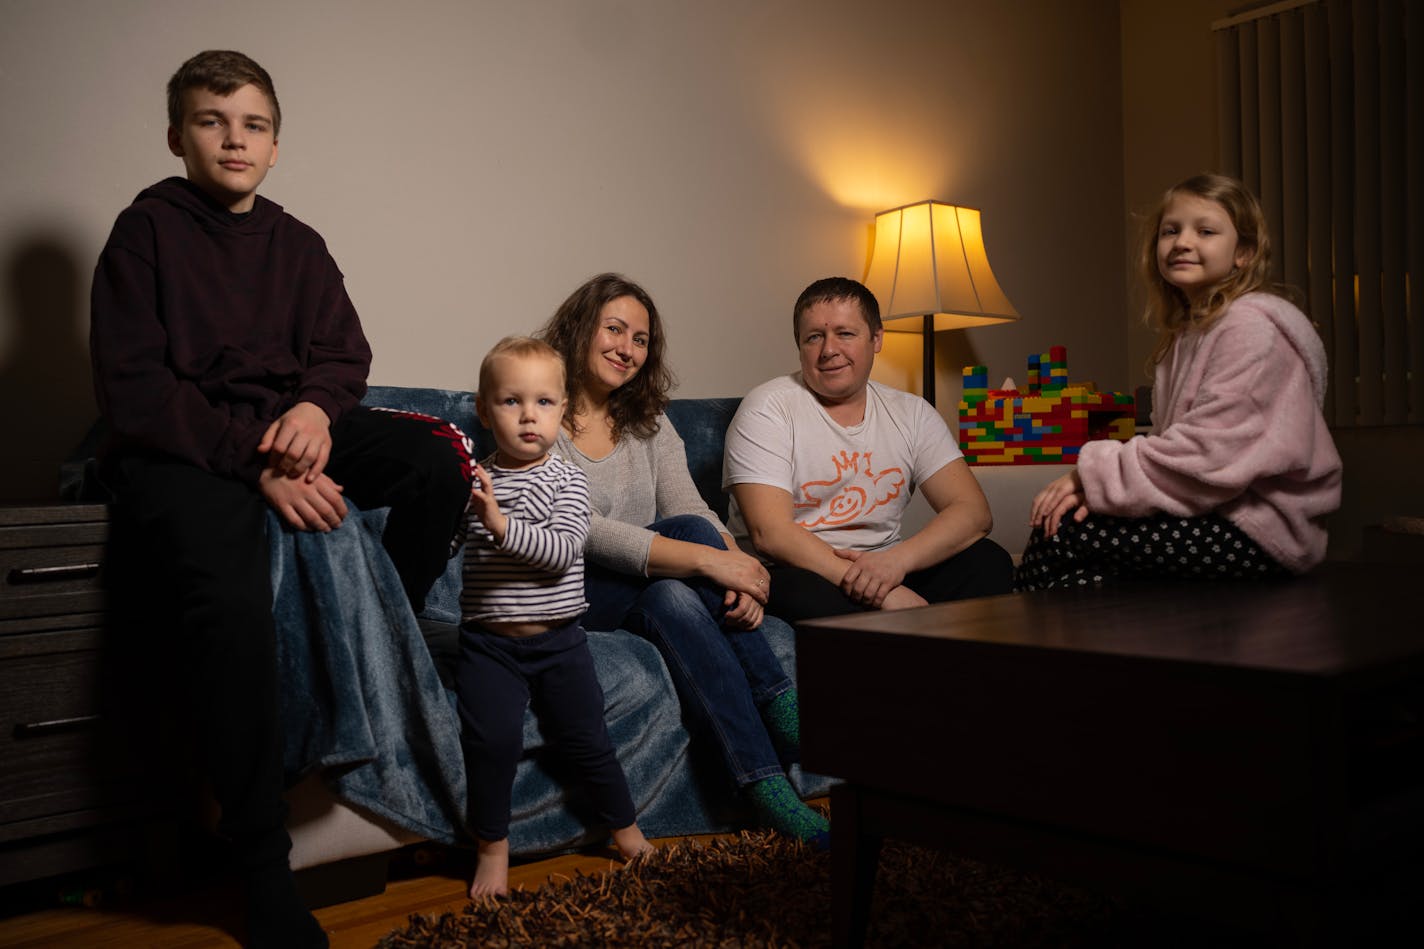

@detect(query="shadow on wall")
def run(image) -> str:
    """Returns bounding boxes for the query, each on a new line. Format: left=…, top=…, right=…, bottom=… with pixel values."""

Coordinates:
left=0, top=237, right=95, bottom=502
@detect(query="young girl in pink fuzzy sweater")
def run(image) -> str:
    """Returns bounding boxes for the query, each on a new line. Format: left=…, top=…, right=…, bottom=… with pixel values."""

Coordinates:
left=1014, top=174, right=1342, bottom=590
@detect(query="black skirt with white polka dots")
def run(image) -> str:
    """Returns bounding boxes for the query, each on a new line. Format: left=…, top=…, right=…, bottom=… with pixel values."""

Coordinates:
left=1012, top=512, right=1289, bottom=591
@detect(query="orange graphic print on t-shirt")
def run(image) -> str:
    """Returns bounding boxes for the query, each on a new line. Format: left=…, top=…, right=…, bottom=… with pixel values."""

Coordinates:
left=793, top=450, right=906, bottom=528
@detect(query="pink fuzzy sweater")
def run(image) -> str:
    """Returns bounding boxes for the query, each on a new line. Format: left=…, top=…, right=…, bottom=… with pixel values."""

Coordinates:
left=1077, top=292, right=1342, bottom=573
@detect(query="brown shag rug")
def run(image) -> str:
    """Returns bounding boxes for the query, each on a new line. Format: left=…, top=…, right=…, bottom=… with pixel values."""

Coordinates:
left=376, top=831, right=1138, bottom=948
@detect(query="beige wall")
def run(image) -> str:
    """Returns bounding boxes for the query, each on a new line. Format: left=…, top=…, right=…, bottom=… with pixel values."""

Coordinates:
left=1, top=0, right=1127, bottom=501
left=1119, top=0, right=1234, bottom=385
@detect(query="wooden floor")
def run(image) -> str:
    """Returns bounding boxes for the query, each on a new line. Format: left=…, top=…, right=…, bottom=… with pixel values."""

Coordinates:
left=0, top=836, right=714, bottom=948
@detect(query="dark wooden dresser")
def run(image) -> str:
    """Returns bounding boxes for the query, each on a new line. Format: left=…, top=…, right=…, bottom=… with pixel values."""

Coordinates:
left=0, top=503, right=167, bottom=887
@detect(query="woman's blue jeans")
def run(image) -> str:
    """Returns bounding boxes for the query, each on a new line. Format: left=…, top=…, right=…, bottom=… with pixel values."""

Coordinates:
left=582, top=515, right=792, bottom=787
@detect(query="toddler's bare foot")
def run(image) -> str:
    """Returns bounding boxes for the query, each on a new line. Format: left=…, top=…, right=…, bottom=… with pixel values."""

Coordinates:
left=610, top=823, right=655, bottom=862
left=469, top=838, right=510, bottom=900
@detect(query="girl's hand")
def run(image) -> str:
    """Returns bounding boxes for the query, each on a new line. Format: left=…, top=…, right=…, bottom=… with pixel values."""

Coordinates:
left=468, top=463, right=508, bottom=543
left=1029, top=469, right=1089, bottom=537
left=722, top=589, right=764, bottom=630
left=702, top=546, right=771, bottom=605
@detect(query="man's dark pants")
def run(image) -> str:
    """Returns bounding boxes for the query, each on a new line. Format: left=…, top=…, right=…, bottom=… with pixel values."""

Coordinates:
left=765, top=536, right=1014, bottom=624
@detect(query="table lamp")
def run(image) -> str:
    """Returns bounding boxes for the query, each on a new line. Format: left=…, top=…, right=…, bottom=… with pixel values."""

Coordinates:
left=863, top=201, right=1019, bottom=405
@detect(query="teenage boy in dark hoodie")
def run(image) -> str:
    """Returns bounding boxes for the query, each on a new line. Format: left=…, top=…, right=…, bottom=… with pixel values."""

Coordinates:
left=89, top=50, right=472, bottom=947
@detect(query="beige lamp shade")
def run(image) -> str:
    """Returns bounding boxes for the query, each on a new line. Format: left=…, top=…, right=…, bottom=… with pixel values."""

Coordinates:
left=864, top=201, right=1020, bottom=331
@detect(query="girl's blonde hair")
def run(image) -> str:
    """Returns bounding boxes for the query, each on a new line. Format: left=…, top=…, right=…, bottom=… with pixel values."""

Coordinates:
left=1140, top=174, right=1275, bottom=366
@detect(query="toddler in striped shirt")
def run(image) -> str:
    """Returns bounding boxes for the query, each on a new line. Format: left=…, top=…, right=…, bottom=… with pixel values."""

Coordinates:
left=456, top=336, right=653, bottom=899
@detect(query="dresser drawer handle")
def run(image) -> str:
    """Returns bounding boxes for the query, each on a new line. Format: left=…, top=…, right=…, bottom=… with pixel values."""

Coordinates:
left=6, top=563, right=102, bottom=585
left=14, top=715, right=102, bottom=737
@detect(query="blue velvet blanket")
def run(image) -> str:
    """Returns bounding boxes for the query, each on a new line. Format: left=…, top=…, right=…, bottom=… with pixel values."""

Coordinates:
left=268, top=503, right=826, bottom=855
left=270, top=503, right=469, bottom=843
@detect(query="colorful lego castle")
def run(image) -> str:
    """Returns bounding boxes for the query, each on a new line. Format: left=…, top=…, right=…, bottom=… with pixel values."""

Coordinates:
left=958, top=346, right=1135, bottom=465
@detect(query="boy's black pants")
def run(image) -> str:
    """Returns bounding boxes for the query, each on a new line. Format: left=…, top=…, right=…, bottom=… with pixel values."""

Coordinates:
left=108, top=407, right=471, bottom=868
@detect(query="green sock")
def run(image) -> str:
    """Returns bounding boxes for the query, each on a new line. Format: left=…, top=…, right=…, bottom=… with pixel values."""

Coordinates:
left=762, top=689, right=801, bottom=752
left=747, top=775, right=829, bottom=847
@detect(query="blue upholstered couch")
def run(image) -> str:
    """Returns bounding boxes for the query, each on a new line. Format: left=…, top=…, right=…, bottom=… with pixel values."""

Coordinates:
left=251, top=387, right=827, bottom=873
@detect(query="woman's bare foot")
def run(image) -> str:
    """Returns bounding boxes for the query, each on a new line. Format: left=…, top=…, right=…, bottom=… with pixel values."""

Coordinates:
left=610, top=823, right=655, bottom=862
left=469, top=837, right=510, bottom=900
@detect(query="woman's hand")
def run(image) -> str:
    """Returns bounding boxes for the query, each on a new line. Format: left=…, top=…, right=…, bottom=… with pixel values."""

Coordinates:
left=1029, top=469, right=1089, bottom=537
left=700, top=545, right=771, bottom=605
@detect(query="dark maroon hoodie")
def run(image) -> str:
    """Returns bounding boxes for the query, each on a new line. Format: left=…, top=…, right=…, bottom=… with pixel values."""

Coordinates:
left=90, top=177, right=371, bottom=486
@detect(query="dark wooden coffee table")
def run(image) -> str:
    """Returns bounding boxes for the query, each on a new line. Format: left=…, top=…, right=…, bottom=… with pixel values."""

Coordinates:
left=796, top=563, right=1424, bottom=947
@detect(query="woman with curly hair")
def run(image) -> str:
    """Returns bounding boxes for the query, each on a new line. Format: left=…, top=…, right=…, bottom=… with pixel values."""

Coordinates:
left=540, top=273, right=827, bottom=847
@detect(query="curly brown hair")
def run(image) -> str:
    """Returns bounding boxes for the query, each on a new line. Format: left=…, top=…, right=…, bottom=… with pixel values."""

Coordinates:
left=538, top=273, right=674, bottom=441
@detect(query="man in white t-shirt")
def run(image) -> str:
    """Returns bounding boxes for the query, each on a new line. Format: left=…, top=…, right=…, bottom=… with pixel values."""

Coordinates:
left=723, top=277, right=1012, bottom=622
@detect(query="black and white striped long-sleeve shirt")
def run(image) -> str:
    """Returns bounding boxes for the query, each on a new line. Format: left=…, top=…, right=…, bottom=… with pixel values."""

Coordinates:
left=460, top=454, right=590, bottom=625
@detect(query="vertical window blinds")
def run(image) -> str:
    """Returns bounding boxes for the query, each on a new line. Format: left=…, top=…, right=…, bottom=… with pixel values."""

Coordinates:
left=1214, top=0, right=1421, bottom=426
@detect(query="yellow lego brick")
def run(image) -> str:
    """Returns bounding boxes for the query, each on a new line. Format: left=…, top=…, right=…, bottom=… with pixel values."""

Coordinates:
left=1071, top=410, right=1088, bottom=419
left=1108, top=418, right=1135, bottom=440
